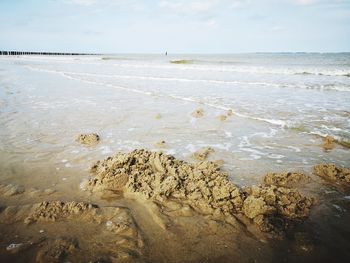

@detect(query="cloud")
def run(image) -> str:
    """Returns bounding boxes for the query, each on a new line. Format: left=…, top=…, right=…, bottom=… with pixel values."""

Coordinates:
left=269, top=25, right=285, bottom=31
left=65, top=0, right=136, bottom=7
left=229, top=0, right=252, bottom=9
left=67, top=0, right=98, bottom=6
left=292, top=0, right=318, bottom=5
left=158, top=1, right=218, bottom=15
left=83, top=30, right=103, bottom=35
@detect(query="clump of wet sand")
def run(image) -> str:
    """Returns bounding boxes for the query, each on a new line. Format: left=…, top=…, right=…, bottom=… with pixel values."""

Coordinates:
left=263, top=172, right=311, bottom=188
left=155, top=113, right=162, bottom=119
left=24, top=201, right=96, bottom=224
left=313, top=164, right=350, bottom=184
left=154, top=140, right=166, bottom=148
left=218, top=114, right=227, bottom=121
left=86, top=149, right=314, bottom=232
left=217, top=109, right=234, bottom=121
left=242, top=185, right=313, bottom=232
left=76, top=133, right=100, bottom=145
left=319, top=135, right=350, bottom=150
left=191, top=147, right=214, bottom=161
left=191, top=108, right=204, bottom=118
left=321, top=135, right=335, bottom=151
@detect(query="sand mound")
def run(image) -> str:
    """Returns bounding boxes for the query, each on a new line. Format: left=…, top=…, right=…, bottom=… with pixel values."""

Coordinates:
left=313, top=164, right=350, bottom=184
left=24, top=201, right=96, bottom=224
left=217, top=110, right=234, bottom=121
left=76, top=133, right=100, bottom=145
left=218, top=114, right=227, bottom=121
left=242, top=185, right=314, bottom=232
left=86, top=149, right=314, bottom=232
left=191, top=108, right=204, bottom=118
left=191, top=147, right=214, bottom=161
left=321, top=136, right=335, bottom=150
left=87, top=149, right=243, bottom=215
left=263, top=172, right=310, bottom=188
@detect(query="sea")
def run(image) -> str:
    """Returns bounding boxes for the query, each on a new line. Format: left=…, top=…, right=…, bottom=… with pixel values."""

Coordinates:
left=0, top=53, right=350, bottom=261
left=1, top=53, right=349, bottom=185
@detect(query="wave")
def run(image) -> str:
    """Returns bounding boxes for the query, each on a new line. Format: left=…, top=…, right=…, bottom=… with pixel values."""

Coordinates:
left=57, top=71, right=350, bottom=92
left=63, top=71, right=284, bottom=88
left=25, top=66, right=350, bottom=93
left=285, top=123, right=350, bottom=148
left=294, top=71, right=350, bottom=77
left=14, top=55, right=350, bottom=78
left=109, top=62, right=350, bottom=77
left=26, top=65, right=291, bottom=128
left=170, top=59, right=193, bottom=64
left=25, top=65, right=350, bottom=137
left=310, top=131, right=350, bottom=148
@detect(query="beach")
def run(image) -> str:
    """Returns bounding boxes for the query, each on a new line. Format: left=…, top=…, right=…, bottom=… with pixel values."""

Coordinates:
left=0, top=53, right=350, bottom=262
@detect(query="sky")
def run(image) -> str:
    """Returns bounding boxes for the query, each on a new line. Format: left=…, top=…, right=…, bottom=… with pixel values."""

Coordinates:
left=0, top=0, right=349, bottom=53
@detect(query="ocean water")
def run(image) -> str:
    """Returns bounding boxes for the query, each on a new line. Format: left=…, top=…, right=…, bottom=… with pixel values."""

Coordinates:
left=0, top=53, right=349, bottom=188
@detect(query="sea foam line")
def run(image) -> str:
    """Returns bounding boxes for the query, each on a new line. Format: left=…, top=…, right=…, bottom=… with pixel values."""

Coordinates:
left=13, top=55, right=350, bottom=78
left=27, top=66, right=350, bottom=92
left=26, top=66, right=289, bottom=128
left=66, top=71, right=282, bottom=88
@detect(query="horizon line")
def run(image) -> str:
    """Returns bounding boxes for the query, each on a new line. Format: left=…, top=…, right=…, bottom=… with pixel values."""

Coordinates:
left=1, top=50, right=350, bottom=56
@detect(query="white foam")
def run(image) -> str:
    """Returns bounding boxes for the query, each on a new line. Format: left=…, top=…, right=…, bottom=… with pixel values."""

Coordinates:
left=268, top=154, right=285, bottom=159
left=185, top=144, right=196, bottom=152
left=209, top=143, right=232, bottom=151
left=287, top=146, right=301, bottom=152
left=250, top=154, right=261, bottom=160
left=224, top=131, right=233, bottom=138
left=100, top=146, right=112, bottom=154
left=165, top=149, right=176, bottom=155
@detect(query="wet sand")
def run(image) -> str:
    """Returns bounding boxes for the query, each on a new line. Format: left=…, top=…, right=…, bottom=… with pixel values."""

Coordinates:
left=0, top=149, right=350, bottom=262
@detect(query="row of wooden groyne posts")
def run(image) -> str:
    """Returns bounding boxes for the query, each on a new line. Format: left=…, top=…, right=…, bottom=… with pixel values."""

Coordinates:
left=0, top=51, right=99, bottom=56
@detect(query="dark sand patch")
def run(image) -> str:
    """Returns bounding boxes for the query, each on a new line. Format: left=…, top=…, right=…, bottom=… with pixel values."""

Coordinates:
left=0, top=184, right=25, bottom=196
left=0, top=201, right=145, bottom=263
left=0, top=184, right=56, bottom=198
